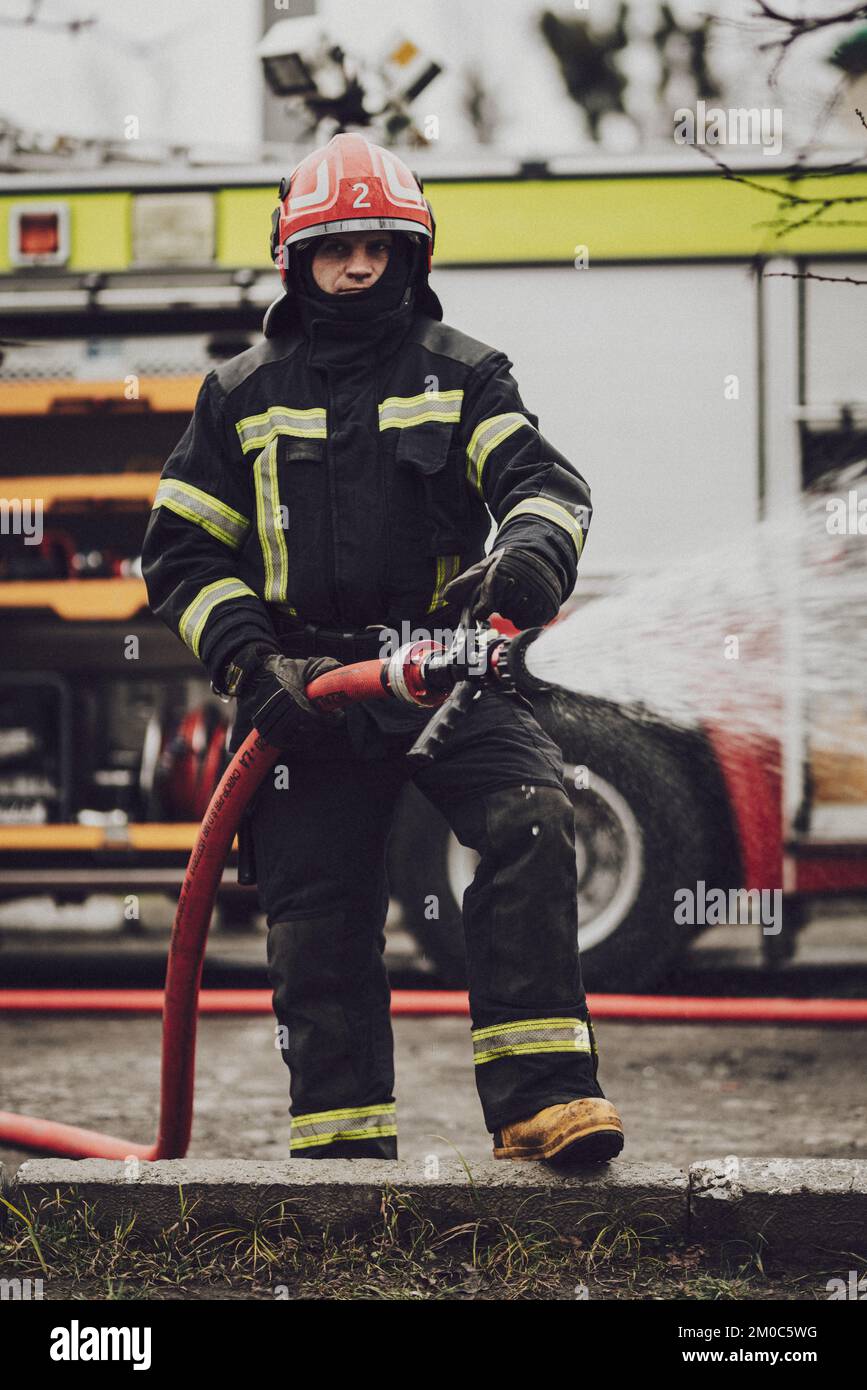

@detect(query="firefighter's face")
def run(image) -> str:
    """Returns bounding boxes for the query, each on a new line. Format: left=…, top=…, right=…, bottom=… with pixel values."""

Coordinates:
left=311, top=230, right=393, bottom=294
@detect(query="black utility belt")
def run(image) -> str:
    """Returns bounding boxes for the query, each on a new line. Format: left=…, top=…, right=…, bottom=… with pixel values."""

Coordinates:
left=269, top=614, right=387, bottom=664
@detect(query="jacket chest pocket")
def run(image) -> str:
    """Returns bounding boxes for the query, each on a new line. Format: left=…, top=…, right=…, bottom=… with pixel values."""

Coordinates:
left=252, top=435, right=326, bottom=603
left=395, top=423, right=469, bottom=555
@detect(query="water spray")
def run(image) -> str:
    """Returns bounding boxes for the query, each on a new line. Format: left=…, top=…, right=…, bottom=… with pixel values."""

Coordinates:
left=525, top=472, right=867, bottom=788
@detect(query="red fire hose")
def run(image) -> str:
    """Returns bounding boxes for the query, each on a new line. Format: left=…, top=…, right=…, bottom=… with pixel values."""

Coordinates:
left=2, top=640, right=866, bottom=1159
left=0, top=728, right=281, bottom=1158
left=1, top=990, right=866, bottom=1024
left=0, top=652, right=398, bottom=1160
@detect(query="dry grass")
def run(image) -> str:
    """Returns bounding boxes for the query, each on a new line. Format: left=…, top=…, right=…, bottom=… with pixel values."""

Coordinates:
left=0, top=1186, right=839, bottom=1301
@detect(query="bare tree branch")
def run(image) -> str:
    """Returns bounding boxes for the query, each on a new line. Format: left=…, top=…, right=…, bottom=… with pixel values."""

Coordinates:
left=698, top=10, right=867, bottom=284
left=692, top=149, right=867, bottom=281
left=732, top=2, right=867, bottom=81
left=765, top=269, right=867, bottom=283
left=753, top=1, right=867, bottom=51
left=694, top=147, right=867, bottom=230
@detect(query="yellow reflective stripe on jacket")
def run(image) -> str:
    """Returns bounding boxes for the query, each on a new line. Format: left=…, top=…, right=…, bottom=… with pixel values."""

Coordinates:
left=499, top=497, right=585, bottom=559
left=290, top=1101, right=397, bottom=1151
left=153, top=479, right=250, bottom=550
left=236, top=405, right=327, bottom=454
left=466, top=412, right=530, bottom=494
left=472, top=1017, right=591, bottom=1066
left=253, top=439, right=288, bottom=602
left=178, top=577, right=257, bottom=658
left=427, top=554, right=460, bottom=613
left=379, top=389, right=463, bottom=430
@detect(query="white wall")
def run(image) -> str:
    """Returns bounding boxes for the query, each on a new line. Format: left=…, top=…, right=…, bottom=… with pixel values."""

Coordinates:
left=0, top=0, right=261, bottom=151
left=806, top=263, right=867, bottom=404
left=432, top=263, right=759, bottom=574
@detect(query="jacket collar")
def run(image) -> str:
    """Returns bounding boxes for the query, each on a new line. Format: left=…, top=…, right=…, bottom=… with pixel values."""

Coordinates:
left=263, top=281, right=444, bottom=340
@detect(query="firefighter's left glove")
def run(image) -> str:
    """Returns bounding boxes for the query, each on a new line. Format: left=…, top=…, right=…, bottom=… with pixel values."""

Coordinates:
left=237, top=648, right=346, bottom=749
left=442, top=547, right=562, bottom=628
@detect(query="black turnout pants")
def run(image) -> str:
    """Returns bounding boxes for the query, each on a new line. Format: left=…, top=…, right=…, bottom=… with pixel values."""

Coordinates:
left=239, top=688, right=604, bottom=1158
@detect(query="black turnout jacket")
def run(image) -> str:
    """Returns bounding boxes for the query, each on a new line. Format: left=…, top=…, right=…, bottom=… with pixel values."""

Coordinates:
left=142, top=292, right=593, bottom=690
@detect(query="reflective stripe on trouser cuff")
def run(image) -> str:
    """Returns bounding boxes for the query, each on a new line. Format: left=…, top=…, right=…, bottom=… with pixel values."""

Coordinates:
left=253, top=438, right=288, bottom=600
left=153, top=479, right=250, bottom=549
left=290, top=1102, right=397, bottom=1152
left=378, top=390, right=464, bottom=429
left=236, top=405, right=327, bottom=454
left=178, top=577, right=258, bottom=658
left=498, top=497, right=586, bottom=560
left=466, top=412, right=530, bottom=494
left=472, top=1018, right=591, bottom=1066
left=427, top=554, right=460, bottom=612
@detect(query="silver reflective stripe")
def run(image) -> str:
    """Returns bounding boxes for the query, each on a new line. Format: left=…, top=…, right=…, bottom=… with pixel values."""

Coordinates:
left=466, top=412, right=530, bottom=494
left=178, top=577, right=257, bottom=658
left=253, top=439, right=288, bottom=601
left=472, top=1017, right=591, bottom=1066
left=378, top=390, right=463, bottom=430
left=153, top=479, right=250, bottom=550
left=498, top=497, right=586, bottom=559
left=291, top=1102, right=397, bottom=1152
left=236, top=405, right=327, bottom=454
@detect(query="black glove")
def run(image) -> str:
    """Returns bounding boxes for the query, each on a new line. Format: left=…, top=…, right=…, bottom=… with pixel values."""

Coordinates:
left=442, top=547, right=562, bottom=628
left=234, top=645, right=346, bottom=749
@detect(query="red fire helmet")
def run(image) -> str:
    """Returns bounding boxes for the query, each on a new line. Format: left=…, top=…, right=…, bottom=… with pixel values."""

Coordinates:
left=270, top=133, right=435, bottom=288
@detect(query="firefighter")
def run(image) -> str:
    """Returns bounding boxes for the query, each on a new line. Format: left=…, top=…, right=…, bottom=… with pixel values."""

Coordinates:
left=142, top=133, right=624, bottom=1166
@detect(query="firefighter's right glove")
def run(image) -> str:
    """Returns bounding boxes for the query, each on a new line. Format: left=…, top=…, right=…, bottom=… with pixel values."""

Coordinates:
left=238, top=649, right=346, bottom=749
left=442, top=547, right=562, bottom=628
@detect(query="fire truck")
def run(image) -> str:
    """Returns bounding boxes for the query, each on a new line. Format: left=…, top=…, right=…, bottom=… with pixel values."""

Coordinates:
left=1, top=151, right=866, bottom=987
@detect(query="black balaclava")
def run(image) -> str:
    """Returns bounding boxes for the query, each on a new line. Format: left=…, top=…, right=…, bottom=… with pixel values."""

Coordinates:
left=289, top=233, right=418, bottom=363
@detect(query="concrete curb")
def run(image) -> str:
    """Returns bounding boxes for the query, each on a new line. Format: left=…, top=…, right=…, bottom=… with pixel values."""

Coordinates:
left=7, top=1157, right=867, bottom=1262
left=12, top=1157, right=687, bottom=1242
left=690, top=1158, right=867, bottom=1261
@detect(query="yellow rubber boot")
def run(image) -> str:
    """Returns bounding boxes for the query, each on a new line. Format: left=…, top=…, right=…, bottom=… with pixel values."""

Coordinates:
left=492, top=1098, right=624, bottom=1165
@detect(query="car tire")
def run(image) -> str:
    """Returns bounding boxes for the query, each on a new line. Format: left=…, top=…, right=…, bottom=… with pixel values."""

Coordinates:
left=389, top=691, right=740, bottom=991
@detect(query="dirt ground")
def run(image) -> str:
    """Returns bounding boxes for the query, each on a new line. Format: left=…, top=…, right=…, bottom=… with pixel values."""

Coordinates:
left=3, top=912, right=866, bottom=1304
left=1, top=1011, right=865, bottom=1178
left=1, top=909, right=866, bottom=1177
